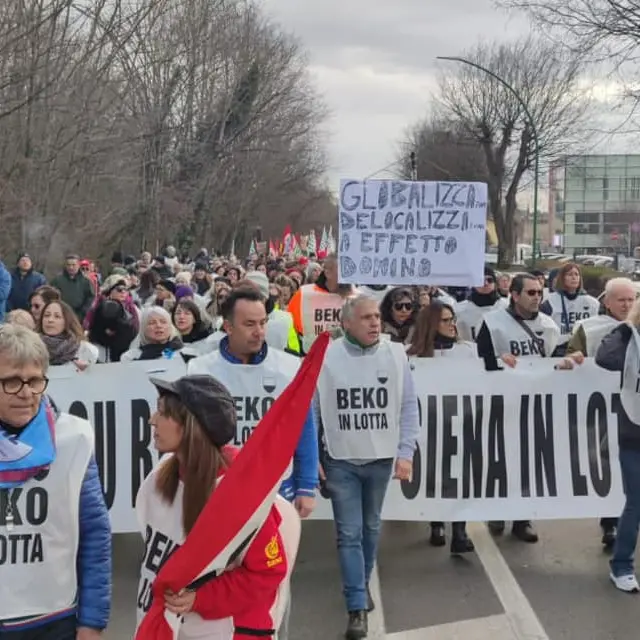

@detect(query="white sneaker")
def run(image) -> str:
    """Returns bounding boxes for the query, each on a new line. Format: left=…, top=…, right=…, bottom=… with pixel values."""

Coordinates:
left=610, top=572, right=640, bottom=593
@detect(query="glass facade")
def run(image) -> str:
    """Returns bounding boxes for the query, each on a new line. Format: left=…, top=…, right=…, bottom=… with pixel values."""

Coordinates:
left=559, top=154, right=640, bottom=254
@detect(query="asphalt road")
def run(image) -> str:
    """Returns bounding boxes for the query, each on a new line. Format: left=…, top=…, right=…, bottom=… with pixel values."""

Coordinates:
left=105, top=518, right=640, bottom=640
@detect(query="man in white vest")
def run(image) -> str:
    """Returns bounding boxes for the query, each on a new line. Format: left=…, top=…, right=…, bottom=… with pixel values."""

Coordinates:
left=186, top=286, right=318, bottom=640
left=455, top=266, right=508, bottom=342
left=0, top=324, right=111, bottom=639
left=317, top=294, right=419, bottom=640
left=565, top=276, right=637, bottom=549
left=476, top=273, right=560, bottom=544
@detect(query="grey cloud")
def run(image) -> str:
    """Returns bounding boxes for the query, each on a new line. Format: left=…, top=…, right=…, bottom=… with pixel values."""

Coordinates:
left=262, top=0, right=532, bottom=183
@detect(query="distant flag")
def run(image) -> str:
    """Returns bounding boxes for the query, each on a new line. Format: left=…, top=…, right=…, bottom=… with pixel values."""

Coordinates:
left=308, top=229, right=317, bottom=254
left=268, top=239, right=277, bottom=258
left=328, top=226, right=336, bottom=253
left=248, top=239, right=257, bottom=257
left=292, top=235, right=303, bottom=258
left=319, top=226, right=329, bottom=252
left=282, top=225, right=293, bottom=255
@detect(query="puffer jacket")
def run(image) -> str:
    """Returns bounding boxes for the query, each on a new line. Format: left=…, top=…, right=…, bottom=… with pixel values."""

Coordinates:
left=76, top=457, right=112, bottom=629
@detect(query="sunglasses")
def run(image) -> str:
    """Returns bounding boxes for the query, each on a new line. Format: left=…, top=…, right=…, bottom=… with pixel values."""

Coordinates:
left=393, top=302, right=413, bottom=312
left=525, top=289, right=543, bottom=297
left=113, top=286, right=127, bottom=293
left=485, top=277, right=495, bottom=284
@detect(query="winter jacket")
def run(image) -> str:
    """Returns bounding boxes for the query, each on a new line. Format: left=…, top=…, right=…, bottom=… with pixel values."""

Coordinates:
left=7, top=268, right=46, bottom=312
left=50, top=271, right=95, bottom=321
left=0, top=260, right=11, bottom=323
left=595, top=323, right=640, bottom=451
left=76, top=457, right=112, bottom=629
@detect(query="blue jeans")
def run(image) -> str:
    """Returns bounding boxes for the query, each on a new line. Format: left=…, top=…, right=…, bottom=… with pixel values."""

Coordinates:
left=325, top=457, right=393, bottom=612
left=611, top=448, right=640, bottom=577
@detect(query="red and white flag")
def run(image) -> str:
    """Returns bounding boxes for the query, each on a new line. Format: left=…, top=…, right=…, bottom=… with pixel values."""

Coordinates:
left=135, top=333, right=330, bottom=640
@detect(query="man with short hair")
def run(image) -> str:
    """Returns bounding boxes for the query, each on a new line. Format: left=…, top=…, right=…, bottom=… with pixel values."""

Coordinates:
left=476, top=273, right=561, bottom=543
left=7, top=254, right=46, bottom=313
left=565, top=276, right=638, bottom=548
left=317, top=295, right=419, bottom=639
left=50, top=255, right=95, bottom=322
left=187, top=287, right=318, bottom=640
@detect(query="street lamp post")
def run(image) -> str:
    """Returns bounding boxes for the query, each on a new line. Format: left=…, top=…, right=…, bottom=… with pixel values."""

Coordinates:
left=436, top=55, right=540, bottom=266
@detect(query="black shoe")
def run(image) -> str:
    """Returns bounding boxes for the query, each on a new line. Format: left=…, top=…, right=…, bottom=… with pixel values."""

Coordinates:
left=602, top=527, right=616, bottom=550
left=366, top=586, right=375, bottom=612
left=430, top=524, right=446, bottom=547
left=512, top=521, right=539, bottom=543
left=346, top=610, right=368, bottom=639
left=488, top=521, right=505, bottom=535
left=451, top=535, right=475, bottom=554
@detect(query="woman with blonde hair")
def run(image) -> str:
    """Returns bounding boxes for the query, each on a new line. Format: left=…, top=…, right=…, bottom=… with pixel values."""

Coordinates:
left=121, top=306, right=183, bottom=361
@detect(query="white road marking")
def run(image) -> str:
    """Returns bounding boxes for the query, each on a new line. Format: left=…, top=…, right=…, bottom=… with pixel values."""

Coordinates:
left=385, top=613, right=514, bottom=639
left=467, top=522, right=550, bottom=640
left=368, top=563, right=386, bottom=639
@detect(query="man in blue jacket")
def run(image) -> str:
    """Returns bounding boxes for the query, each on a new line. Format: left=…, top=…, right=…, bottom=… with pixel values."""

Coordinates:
left=7, top=254, right=46, bottom=313
left=187, top=286, right=318, bottom=640
left=0, top=259, right=10, bottom=323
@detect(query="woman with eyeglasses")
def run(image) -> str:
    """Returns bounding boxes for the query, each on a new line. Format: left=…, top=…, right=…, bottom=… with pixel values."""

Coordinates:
left=380, top=288, right=418, bottom=344
left=0, top=324, right=111, bottom=639
left=37, top=300, right=98, bottom=370
left=83, top=275, right=140, bottom=363
left=407, top=301, right=477, bottom=553
left=455, top=266, right=508, bottom=343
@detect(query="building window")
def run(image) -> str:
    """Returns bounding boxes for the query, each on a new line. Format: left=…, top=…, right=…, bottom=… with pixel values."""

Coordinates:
left=603, top=177, right=609, bottom=201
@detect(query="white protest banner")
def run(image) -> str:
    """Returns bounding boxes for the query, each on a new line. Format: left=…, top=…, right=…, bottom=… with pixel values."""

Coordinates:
left=48, top=357, right=626, bottom=532
left=48, top=359, right=187, bottom=533
left=338, top=179, right=488, bottom=287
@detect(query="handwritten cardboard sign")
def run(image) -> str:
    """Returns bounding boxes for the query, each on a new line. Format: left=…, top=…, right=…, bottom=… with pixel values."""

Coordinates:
left=338, top=179, right=488, bottom=287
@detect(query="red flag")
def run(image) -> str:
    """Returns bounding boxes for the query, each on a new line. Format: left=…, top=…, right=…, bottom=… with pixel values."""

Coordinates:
left=282, top=225, right=293, bottom=255
left=135, top=333, right=330, bottom=640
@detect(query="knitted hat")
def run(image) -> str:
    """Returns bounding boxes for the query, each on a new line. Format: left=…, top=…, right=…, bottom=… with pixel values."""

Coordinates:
left=158, top=279, right=176, bottom=295
left=150, top=376, right=237, bottom=447
left=244, top=271, right=269, bottom=299
left=175, top=285, right=194, bottom=301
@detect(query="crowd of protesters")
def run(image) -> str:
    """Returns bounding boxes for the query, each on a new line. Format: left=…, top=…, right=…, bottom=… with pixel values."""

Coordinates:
left=3, top=243, right=640, bottom=640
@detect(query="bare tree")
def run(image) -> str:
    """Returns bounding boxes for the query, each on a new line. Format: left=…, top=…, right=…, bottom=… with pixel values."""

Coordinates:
left=398, top=115, right=489, bottom=182
left=499, top=0, right=640, bottom=62
left=0, top=0, right=330, bottom=270
left=434, top=37, right=589, bottom=264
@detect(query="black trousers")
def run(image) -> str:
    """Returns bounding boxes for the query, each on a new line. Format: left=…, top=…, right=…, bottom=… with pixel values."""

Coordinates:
left=1, top=616, right=76, bottom=640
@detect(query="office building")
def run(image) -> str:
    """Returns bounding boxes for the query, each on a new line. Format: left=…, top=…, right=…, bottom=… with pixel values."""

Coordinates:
left=550, top=154, right=640, bottom=254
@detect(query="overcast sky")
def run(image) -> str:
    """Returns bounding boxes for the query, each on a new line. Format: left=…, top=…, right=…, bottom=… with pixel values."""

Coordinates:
left=262, top=0, right=636, bottom=205
left=262, top=0, right=532, bottom=188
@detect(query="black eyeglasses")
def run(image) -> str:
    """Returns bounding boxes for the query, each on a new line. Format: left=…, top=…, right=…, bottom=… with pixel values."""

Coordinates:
left=440, top=315, right=457, bottom=325
left=485, top=277, right=495, bottom=284
left=0, top=376, right=49, bottom=395
left=393, top=302, right=412, bottom=312
left=525, top=289, right=543, bottom=297
left=113, top=286, right=127, bottom=293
